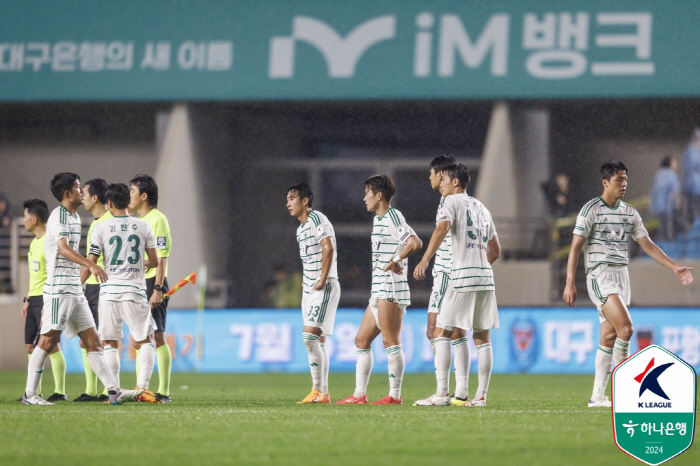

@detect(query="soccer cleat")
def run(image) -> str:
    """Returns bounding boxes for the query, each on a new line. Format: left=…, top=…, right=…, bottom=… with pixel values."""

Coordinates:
left=72, top=393, right=99, bottom=402
left=588, top=396, right=611, bottom=408
left=450, top=396, right=470, bottom=406
left=335, top=394, right=368, bottom=405
left=155, top=393, right=172, bottom=403
left=467, top=397, right=487, bottom=407
left=414, top=394, right=451, bottom=406
left=319, top=393, right=331, bottom=404
left=109, top=389, right=144, bottom=405
left=46, top=393, right=68, bottom=402
left=297, top=388, right=323, bottom=404
left=96, top=394, right=109, bottom=402
left=22, top=393, right=54, bottom=405
left=370, top=395, right=403, bottom=405
left=136, top=390, right=160, bottom=403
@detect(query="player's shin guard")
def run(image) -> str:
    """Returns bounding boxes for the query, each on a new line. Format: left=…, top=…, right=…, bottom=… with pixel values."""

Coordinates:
left=386, top=345, right=405, bottom=400
left=320, top=342, right=329, bottom=396
left=104, top=346, right=121, bottom=389
left=82, top=348, right=98, bottom=397
left=591, top=345, right=613, bottom=401
left=49, top=351, right=67, bottom=395
left=475, top=343, right=493, bottom=400
left=156, top=344, right=172, bottom=396
left=87, top=351, right=118, bottom=392
left=303, top=333, right=323, bottom=392
left=612, top=338, right=629, bottom=366
left=354, top=348, right=373, bottom=398
left=434, top=338, right=451, bottom=396
left=452, top=337, right=470, bottom=400
left=26, top=347, right=49, bottom=398
left=137, top=343, right=156, bottom=390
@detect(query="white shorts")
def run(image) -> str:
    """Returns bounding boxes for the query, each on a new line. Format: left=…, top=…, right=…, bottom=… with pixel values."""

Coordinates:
left=428, top=273, right=449, bottom=314
left=41, top=295, right=95, bottom=339
left=98, top=299, right=158, bottom=342
left=368, top=298, right=407, bottom=331
left=436, top=286, right=499, bottom=332
left=301, top=279, right=340, bottom=336
left=586, top=265, right=631, bottom=323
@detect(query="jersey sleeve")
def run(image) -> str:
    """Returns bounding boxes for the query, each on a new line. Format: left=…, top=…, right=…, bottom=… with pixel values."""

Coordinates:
left=630, top=208, right=649, bottom=240
left=573, top=206, right=594, bottom=238
left=440, top=195, right=458, bottom=225
left=484, top=206, right=497, bottom=240
left=145, top=223, right=156, bottom=249
left=152, top=217, right=171, bottom=258
left=389, top=209, right=415, bottom=244
left=313, top=217, right=332, bottom=242
left=89, top=224, right=103, bottom=257
left=53, top=211, right=71, bottom=242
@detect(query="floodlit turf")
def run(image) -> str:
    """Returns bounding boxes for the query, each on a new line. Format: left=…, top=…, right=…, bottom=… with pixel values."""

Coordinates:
left=0, top=372, right=697, bottom=466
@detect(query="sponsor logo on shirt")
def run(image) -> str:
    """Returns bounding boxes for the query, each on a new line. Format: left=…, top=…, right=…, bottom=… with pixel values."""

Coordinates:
left=157, top=237, right=167, bottom=249
left=33, top=259, right=39, bottom=272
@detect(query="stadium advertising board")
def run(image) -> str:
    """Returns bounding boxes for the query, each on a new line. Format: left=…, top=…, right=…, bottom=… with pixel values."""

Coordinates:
left=57, top=308, right=700, bottom=374
left=1, top=1, right=700, bottom=100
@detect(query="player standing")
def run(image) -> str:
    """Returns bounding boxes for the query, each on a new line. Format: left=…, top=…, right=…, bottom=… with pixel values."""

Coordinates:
left=286, top=183, right=340, bottom=403
left=20, top=199, right=67, bottom=402
left=563, top=161, right=693, bottom=407
left=89, top=183, right=159, bottom=400
left=337, top=175, right=422, bottom=405
left=413, top=155, right=472, bottom=405
left=129, top=174, right=173, bottom=402
left=23, top=172, right=142, bottom=405
left=74, top=178, right=112, bottom=402
left=414, top=164, right=500, bottom=407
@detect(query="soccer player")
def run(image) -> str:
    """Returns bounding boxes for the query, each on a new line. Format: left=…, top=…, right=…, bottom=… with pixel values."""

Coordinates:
left=414, top=164, right=500, bottom=407
left=287, top=183, right=340, bottom=403
left=336, top=175, right=422, bottom=405
left=129, top=174, right=173, bottom=402
left=21, top=199, right=67, bottom=402
left=413, top=155, right=472, bottom=406
left=22, top=172, right=142, bottom=405
left=89, top=183, right=159, bottom=400
left=74, top=178, right=113, bottom=402
left=563, top=160, right=694, bottom=408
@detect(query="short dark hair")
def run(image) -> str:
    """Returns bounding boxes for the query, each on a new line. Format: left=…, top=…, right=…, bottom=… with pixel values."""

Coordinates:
left=363, top=175, right=396, bottom=202
left=23, top=199, right=49, bottom=224
left=50, top=172, right=80, bottom=202
left=600, top=160, right=628, bottom=181
left=430, top=155, right=457, bottom=173
left=84, top=178, right=108, bottom=204
left=130, top=174, right=158, bottom=208
left=106, top=183, right=131, bottom=209
left=442, top=163, right=471, bottom=188
left=287, top=183, right=314, bottom=208
left=661, top=156, right=673, bottom=168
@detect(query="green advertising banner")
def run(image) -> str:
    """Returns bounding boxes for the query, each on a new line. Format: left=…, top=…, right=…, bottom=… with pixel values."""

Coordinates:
left=1, top=0, right=699, bottom=101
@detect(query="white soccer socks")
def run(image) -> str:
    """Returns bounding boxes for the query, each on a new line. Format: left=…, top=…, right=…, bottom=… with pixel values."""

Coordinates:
left=452, top=337, right=470, bottom=400
left=613, top=338, right=630, bottom=365
left=137, top=343, right=157, bottom=391
left=320, top=342, right=329, bottom=396
left=354, top=348, right=373, bottom=398
left=433, top=338, right=451, bottom=396
left=474, top=343, right=493, bottom=401
left=303, top=333, right=324, bottom=392
left=591, top=345, right=613, bottom=401
left=104, top=345, right=121, bottom=389
left=386, top=345, right=405, bottom=400
left=87, top=351, right=118, bottom=392
left=25, top=346, right=49, bottom=398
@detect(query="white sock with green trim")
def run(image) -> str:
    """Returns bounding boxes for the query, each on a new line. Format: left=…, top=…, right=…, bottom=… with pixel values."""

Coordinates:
left=613, top=338, right=630, bottom=365
left=303, top=333, right=323, bottom=392
left=354, top=348, right=373, bottom=398
left=591, top=345, right=613, bottom=401
left=474, top=343, right=493, bottom=400
left=452, top=337, right=470, bottom=399
left=434, top=338, right=451, bottom=396
left=320, top=342, right=329, bottom=396
left=26, top=347, right=49, bottom=398
left=87, top=351, right=118, bottom=392
left=386, top=345, right=404, bottom=399
left=104, top=345, right=120, bottom=389
left=137, top=343, right=156, bottom=390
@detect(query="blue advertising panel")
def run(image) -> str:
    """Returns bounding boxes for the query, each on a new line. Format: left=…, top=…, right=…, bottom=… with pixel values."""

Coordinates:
left=58, top=308, right=700, bottom=374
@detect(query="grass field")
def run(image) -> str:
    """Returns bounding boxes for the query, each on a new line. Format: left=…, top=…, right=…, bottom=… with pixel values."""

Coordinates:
left=0, top=372, right=697, bottom=466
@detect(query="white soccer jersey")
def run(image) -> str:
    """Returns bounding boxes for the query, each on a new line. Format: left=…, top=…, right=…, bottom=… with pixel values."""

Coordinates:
left=439, top=193, right=496, bottom=292
left=44, top=205, right=83, bottom=298
left=432, top=196, right=453, bottom=277
left=573, top=197, right=648, bottom=274
left=297, top=210, right=338, bottom=293
left=89, top=216, right=156, bottom=302
left=371, top=207, right=415, bottom=306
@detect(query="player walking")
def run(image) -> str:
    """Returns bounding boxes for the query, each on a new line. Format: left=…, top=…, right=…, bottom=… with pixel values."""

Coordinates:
left=23, top=172, right=142, bottom=405
left=337, top=175, right=422, bottom=405
left=563, top=161, right=693, bottom=407
left=20, top=199, right=67, bottom=402
left=414, top=164, right=500, bottom=407
left=89, top=183, right=159, bottom=401
left=129, top=175, right=173, bottom=402
left=287, top=183, right=340, bottom=404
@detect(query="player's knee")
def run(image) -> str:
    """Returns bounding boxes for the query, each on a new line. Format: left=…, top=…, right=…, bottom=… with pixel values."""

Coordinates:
left=619, top=324, right=634, bottom=340
left=452, top=328, right=467, bottom=340
left=355, top=336, right=370, bottom=349
left=26, top=345, right=34, bottom=354
left=382, top=335, right=400, bottom=348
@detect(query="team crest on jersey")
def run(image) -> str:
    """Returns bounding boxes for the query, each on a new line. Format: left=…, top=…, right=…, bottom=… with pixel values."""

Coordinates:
left=623, top=218, right=628, bottom=223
